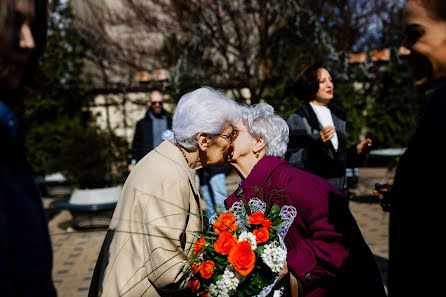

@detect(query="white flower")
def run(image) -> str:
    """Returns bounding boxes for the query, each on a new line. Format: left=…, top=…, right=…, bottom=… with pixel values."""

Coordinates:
left=238, top=231, right=257, bottom=250
left=261, top=241, right=287, bottom=273
left=209, top=268, right=239, bottom=297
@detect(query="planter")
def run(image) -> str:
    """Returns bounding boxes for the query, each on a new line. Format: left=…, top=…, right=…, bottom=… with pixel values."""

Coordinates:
left=50, top=186, right=121, bottom=229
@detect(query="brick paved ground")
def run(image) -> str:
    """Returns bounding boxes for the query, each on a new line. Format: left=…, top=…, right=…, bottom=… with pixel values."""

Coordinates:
left=44, top=166, right=394, bottom=297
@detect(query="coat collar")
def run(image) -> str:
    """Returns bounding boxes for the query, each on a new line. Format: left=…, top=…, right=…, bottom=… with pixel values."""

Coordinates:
left=235, top=156, right=287, bottom=201
left=154, top=140, right=200, bottom=197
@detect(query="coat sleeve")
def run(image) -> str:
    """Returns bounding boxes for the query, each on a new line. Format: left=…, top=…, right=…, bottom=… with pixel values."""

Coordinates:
left=142, top=175, right=195, bottom=292
left=285, top=180, right=350, bottom=296
left=286, top=113, right=332, bottom=170
left=130, top=120, right=144, bottom=164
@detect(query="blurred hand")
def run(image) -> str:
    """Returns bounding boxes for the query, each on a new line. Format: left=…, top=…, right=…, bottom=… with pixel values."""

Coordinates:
left=278, top=261, right=288, bottom=282
left=320, top=126, right=336, bottom=144
left=357, top=138, right=373, bottom=155
left=128, top=164, right=134, bottom=172
left=373, top=180, right=393, bottom=212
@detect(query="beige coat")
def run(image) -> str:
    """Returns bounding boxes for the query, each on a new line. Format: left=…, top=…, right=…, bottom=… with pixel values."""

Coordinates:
left=90, top=141, right=203, bottom=297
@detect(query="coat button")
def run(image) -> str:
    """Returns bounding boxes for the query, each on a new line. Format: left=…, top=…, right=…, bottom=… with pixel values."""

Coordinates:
left=305, top=273, right=312, bottom=281
left=235, top=188, right=244, bottom=198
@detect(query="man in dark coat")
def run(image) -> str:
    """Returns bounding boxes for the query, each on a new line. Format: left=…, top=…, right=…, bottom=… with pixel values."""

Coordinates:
left=128, top=90, right=173, bottom=171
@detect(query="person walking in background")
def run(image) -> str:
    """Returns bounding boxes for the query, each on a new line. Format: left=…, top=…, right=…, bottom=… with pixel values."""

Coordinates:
left=0, top=0, right=57, bottom=296
left=197, top=164, right=231, bottom=220
left=225, top=103, right=386, bottom=297
left=286, top=64, right=372, bottom=195
left=373, top=0, right=446, bottom=295
left=128, top=89, right=173, bottom=171
left=89, top=87, right=240, bottom=297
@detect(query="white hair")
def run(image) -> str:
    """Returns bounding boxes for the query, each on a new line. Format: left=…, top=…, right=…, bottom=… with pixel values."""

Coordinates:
left=243, top=103, right=289, bottom=158
left=173, top=87, right=241, bottom=151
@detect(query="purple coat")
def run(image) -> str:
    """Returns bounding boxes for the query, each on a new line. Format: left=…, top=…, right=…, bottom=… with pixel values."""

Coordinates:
left=225, top=156, right=386, bottom=297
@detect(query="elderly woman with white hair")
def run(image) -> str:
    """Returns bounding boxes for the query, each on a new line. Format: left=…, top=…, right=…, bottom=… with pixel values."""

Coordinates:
left=225, top=103, right=386, bottom=297
left=89, top=87, right=240, bottom=297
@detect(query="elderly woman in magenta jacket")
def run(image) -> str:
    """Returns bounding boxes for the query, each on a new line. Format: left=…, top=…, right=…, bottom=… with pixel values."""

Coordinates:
left=225, top=104, right=386, bottom=297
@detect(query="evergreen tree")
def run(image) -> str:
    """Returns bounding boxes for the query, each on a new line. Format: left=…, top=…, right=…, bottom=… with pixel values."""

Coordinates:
left=23, top=0, right=90, bottom=176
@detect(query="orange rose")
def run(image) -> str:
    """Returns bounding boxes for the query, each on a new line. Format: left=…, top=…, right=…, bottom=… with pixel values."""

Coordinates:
left=189, top=278, right=200, bottom=293
left=201, top=292, right=210, bottom=297
left=200, top=260, right=215, bottom=279
left=253, top=227, right=269, bottom=243
left=190, top=262, right=200, bottom=275
left=194, top=238, right=206, bottom=255
left=249, top=211, right=265, bottom=225
left=262, top=218, right=272, bottom=228
left=213, top=212, right=237, bottom=234
left=228, top=240, right=256, bottom=276
left=214, top=231, right=237, bottom=255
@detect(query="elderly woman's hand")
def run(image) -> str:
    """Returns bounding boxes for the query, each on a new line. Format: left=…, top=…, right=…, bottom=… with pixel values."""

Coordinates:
left=320, top=126, right=336, bottom=144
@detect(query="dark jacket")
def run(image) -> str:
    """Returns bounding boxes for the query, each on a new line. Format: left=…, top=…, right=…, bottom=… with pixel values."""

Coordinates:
left=388, top=83, right=446, bottom=296
left=196, top=164, right=231, bottom=185
left=129, top=108, right=172, bottom=164
left=225, top=156, right=386, bottom=297
left=0, top=101, right=56, bottom=297
left=286, top=102, right=363, bottom=192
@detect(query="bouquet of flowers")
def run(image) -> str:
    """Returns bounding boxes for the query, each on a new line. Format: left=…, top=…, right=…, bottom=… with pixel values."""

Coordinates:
left=186, top=198, right=297, bottom=297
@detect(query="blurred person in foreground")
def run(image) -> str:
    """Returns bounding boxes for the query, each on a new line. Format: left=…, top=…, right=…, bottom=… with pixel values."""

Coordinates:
left=89, top=87, right=240, bottom=297
left=225, top=104, right=386, bottom=297
left=0, top=0, right=57, bottom=296
left=373, top=0, right=446, bottom=295
left=286, top=65, right=372, bottom=196
left=128, top=89, right=173, bottom=172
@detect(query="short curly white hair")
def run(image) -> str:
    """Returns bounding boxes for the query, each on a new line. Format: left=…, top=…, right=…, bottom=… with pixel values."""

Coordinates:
left=173, top=87, right=241, bottom=151
left=242, top=103, right=289, bottom=158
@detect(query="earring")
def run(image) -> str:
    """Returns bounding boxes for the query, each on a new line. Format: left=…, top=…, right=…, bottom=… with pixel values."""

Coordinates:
left=204, top=148, right=208, bottom=152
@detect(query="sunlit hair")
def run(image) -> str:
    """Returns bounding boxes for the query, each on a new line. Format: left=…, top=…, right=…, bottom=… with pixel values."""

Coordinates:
left=173, top=87, right=241, bottom=151
left=242, top=103, right=289, bottom=159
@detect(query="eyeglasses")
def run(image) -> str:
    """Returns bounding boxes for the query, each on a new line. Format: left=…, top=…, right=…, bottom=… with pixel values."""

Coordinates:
left=217, top=130, right=239, bottom=142
left=152, top=101, right=163, bottom=106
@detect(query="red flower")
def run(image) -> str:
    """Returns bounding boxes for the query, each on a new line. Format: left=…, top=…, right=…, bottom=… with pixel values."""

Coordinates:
left=213, top=212, right=237, bottom=234
left=249, top=211, right=265, bottom=225
left=228, top=240, right=256, bottom=276
left=189, top=278, right=200, bottom=293
left=200, top=260, right=215, bottom=279
left=253, top=227, right=269, bottom=243
left=190, top=262, right=200, bottom=275
left=214, top=231, right=238, bottom=255
left=262, top=218, right=272, bottom=228
left=194, top=238, right=205, bottom=255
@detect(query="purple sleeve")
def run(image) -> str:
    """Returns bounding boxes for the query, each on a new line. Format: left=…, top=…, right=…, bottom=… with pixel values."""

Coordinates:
left=285, top=181, right=350, bottom=296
